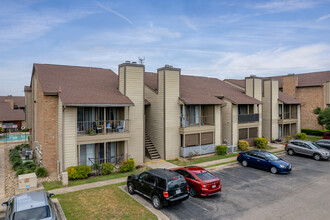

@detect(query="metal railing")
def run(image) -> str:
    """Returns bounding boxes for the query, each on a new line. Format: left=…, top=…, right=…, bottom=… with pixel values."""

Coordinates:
left=238, top=114, right=259, bottom=124
left=77, top=120, right=129, bottom=136
left=279, top=112, right=297, bottom=120
left=180, top=116, right=215, bottom=128
left=87, top=154, right=129, bottom=166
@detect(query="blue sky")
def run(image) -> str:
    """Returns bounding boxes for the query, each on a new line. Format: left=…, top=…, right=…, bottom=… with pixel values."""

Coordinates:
left=1, top=0, right=330, bottom=96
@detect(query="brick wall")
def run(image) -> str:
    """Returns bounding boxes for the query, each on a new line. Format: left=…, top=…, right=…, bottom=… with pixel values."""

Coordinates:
left=282, top=75, right=298, bottom=97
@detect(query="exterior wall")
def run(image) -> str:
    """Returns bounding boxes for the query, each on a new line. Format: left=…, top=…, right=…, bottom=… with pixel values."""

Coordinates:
left=24, top=91, right=32, bottom=129
left=163, top=69, right=180, bottom=160
left=118, top=64, right=144, bottom=164
left=327, top=82, right=330, bottom=105
left=232, top=105, right=238, bottom=145
left=245, top=77, right=262, bottom=101
left=63, top=107, right=77, bottom=169
left=57, top=98, right=63, bottom=173
left=222, top=100, right=233, bottom=144
left=214, top=105, right=221, bottom=146
left=282, top=75, right=298, bottom=97
left=297, top=105, right=301, bottom=133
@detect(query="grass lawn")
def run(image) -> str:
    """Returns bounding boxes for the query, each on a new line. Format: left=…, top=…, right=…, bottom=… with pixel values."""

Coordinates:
left=56, top=183, right=156, bottom=220
left=43, top=167, right=150, bottom=191
left=305, top=135, right=323, bottom=142
left=168, top=145, right=277, bottom=167
left=203, top=160, right=237, bottom=168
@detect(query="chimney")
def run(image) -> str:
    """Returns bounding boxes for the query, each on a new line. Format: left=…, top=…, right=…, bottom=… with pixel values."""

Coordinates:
left=282, top=74, right=298, bottom=97
left=245, top=75, right=262, bottom=101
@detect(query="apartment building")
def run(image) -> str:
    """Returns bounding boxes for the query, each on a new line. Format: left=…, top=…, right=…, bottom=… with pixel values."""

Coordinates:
left=0, top=96, right=25, bottom=131
left=226, top=71, right=330, bottom=131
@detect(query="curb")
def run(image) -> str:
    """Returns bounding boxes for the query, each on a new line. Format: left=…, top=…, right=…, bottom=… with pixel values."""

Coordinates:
left=52, top=198, right=67, bottom=220
left=119, top=185, right=170, bottom=220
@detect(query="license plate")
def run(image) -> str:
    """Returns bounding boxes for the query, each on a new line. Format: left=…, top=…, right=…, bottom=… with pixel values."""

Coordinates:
left=212, top=185, right=216, bottom=188
left=176, top=189, right=181, bottom=194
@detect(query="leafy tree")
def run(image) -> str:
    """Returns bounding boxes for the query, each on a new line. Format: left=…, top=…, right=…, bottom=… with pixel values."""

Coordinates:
left=314, top=107, right=330, bottom=130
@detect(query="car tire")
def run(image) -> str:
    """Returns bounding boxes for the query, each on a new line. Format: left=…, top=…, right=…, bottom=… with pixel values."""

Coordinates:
left=287, top=149, right=294, bottom=156
left=242, top=160, right=248, bottom=167
left=152, top=195, right=163, bottom=210
left=189, top=186, right=197, bottom=197
left=127, top=182, right=135, bottom=195
left=313, top=153, right=321, bottom=161
left=270, top=166, right=278, bottom=174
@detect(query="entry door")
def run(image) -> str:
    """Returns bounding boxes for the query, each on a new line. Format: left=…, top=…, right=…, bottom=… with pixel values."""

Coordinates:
left=86, top=144, right=95, bottom=166
left=110, top=142, right=117, bottom=163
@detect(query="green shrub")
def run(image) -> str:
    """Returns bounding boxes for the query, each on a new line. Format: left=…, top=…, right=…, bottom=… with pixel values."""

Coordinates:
left=92, top=163, right=101, bottom=171
left=87, top=128, right=96, bottom=135
left=35, top=167, right=48, bottom=177
left=301, top=129, right=330, bottom=136
left=9, top=149, right=20, bottom=161
left=22, top=161, right=36, bottom=171
left=255, top=138, right=268, bottom=149
left=216, top=145, right=228, bottom=155
left=119, top=158, right=135, bottom=173
left=14, top=144, right=29, bottom=151
left=238, top=140, right=249, bottom=151
left=67, top=165, right=91, bottom=180
left=286, top=136, right=292, bottom=141
left=295, top=133, right=307, bottom=140
left=102, top=163, right=115, bottom=175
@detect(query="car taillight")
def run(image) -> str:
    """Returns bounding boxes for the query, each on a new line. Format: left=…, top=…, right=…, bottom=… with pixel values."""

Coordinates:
left=163, top=191, right=169, bottom=198
left=187, top=185, right=189, bottom=191
left=238, top=153, right=241, bottom=157
left=201, top=184, right=206, bottom=188
left=285, top=144, right=288, bottom=147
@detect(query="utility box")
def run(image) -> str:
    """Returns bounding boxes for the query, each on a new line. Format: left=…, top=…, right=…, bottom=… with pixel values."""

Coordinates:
left=18, top=173, right=37, bottom=190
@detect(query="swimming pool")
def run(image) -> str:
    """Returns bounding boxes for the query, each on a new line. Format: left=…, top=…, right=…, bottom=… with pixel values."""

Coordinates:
left=0, top=134, right=29, bottom=142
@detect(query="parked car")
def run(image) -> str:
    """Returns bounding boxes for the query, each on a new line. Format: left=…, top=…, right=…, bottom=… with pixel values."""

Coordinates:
left=314, top=139, right=330, bottom=150
left=1, top=190, right=56, bottom=220
left=237, top=150, right=292, bottom=174
left=285, top=140, right=330, bottom=160
left=323, top=132, right=330, bottom=139
left=127, top=168, right=189, bottom=209
left=171, top=166, right=221, bottom=197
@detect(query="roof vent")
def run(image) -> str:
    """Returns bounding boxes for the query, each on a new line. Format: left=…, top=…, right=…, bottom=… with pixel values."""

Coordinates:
left=125, top=61, right=130, bottom=63
left=288, top=73, right=295, bottom=76
left=132, top=62, right=137, bottom=64
left=164, top=64, right=170, bottom=68
left=250, top=74, right=257, bottom=78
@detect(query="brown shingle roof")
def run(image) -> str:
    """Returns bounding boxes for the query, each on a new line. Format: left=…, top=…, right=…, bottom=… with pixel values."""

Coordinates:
left=0, top=102, right=25, bottom=121
left=33, top=64, right=133, bottom=106
left=145, top=73, right=261, bottom=105
left=0, top=96, right=25, bottom=108
left=279, top=92, right=302, bottom=104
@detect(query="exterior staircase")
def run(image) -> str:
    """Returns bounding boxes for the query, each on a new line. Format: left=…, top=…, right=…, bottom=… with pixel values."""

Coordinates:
left=145, top=132, right=161, bottom=160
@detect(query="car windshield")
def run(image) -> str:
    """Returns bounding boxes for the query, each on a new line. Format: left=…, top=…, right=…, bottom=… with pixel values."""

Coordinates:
left=195, top=171, right=216, bottom=181
left=265, top=153, right=279, bottom=161
left=310, top=143, right=321, bottom=149
left=167, top=176, right=186, bottom=190
left=14, top=206, right=50, bottom=220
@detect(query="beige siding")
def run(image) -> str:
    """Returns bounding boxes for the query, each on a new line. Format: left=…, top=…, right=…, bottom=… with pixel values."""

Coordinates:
left=271, top=81, right=278, bottom=139
left=125, top=66, right=144, bottom=164
left=262, top=80, right=278, bottom=140
left=232, top=105, right=238, bottom=145
left=57, top=98, right=63, bottom=173
left=245, top=79, right=253, bottom=97
left=164, top=69, right=180, bottom=160
left=254, top=78, right=262, bottom=101
left=119, top=66, right=125, bottom=94
left=214, top=105, right=221, bottom=146
left=327, top=82, right=330, bottom=104
left=63, top=107, right=77, bottom=169
left=222, top=100, right=233, bottom=144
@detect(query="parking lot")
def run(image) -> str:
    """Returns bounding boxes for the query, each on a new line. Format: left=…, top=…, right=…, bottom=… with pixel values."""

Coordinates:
left=161, top=154, right=330, bottom=220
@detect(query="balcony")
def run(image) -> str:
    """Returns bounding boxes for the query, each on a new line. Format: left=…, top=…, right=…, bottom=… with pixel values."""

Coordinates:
left=180, top=116, right=214, bottom=128
left=279, top=112, right=297, bottom=120
left=77, top=120, right=129, bottom=136
left=238, top=114, right=259, bottom=124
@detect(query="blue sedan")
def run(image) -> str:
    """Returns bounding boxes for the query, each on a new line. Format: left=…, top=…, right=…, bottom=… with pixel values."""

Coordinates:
left=237, top=150, right=292, bottom=174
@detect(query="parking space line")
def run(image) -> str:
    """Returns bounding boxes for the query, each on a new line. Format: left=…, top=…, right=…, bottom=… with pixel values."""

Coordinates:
left=186, top=199, right=210, bottom=212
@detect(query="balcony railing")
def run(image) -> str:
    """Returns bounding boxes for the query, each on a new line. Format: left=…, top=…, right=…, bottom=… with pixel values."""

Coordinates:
left=238, top=114, right=259, bottom=124
left=180, top=116, right=214, bottom=128
left=77, top=120, right=129, bottom=136
left=279, top=112, right=297, bottom=120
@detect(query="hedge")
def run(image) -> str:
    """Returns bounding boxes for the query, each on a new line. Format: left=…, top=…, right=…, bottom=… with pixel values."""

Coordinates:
left=67, top=165, right=91, bottom=180
left=102, top=163, right=115, bottom=175
left=255, top=138, right=268, bottom=149
left=301, top=129, right=330, bottom=136
left=238, top=140, right=249, bottom=151
left=119, top=158, right=135, bottom=173
left=216, top=145, right=228, bottom=155
left=35, top=167, right=48, bottom=177
left=295, top=133, right=307, bottom=140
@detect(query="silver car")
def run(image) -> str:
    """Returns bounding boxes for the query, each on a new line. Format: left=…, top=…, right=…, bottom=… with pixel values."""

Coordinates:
left=285, top=140, right=330, bottom=161
left=1, top=190, right=57, bottom=220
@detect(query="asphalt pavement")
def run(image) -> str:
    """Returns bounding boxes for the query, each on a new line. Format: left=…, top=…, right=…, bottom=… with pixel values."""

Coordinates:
left=161, top=154, right=330, bottom=220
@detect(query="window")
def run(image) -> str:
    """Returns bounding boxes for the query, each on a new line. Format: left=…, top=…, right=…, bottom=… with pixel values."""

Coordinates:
left=139, top=173, right=148, bottom=181
left=239, top=128, right=248, bottom=140
left=145, top=174, right=155, bottom=185
left=13, top=206, right=51, bottom=220
left=185, top=105, right=200, bottom=125
left=201, top=132, right=214, bottom=145
left=157, top=178, right=166, bottom=189
left=185, top=134, right=200, bottom=147
left=167, top=176, right=186, bottom=190
left=177, top=170, right=195, bottom=179
left=195, top=172, right=216, bottom=181
left=257, top=153, right=266, bottom=160
left=249, top=128, right=258, bottom=138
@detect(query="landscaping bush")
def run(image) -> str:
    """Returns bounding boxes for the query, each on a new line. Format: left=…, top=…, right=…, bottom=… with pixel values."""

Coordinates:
left=67, top=165, right=91, bottom=180
left=35, top=167, right=48, bottom=177
left=301, top=128, right=330, bottom=136
left=238, top=140, right=249, bottom=151
left=295, top=133, right=307, bottom=140
left=216, top=145, right=228, bottom=155
left=101, top=163, right=115, bottom=175
left=255, top=138, right=268, bottom=149
left=286, top=136, right=292, bottom=142
left=9, top=149, right=21, bottom=161
left=119, top=158, right=135, bottom=173
left=14, top=143, right=29, bottom=151
left=22, top=161, right=36, bottom=171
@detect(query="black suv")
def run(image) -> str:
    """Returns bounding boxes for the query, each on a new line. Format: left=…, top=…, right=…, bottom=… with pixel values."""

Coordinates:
left=127, top=168, right=189, bottom=209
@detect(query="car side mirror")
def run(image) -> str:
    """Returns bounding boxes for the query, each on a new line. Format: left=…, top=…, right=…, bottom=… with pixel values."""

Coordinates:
left=49, top=193, right=55, bottom=198
left=1, top=202, right=8, bottom=206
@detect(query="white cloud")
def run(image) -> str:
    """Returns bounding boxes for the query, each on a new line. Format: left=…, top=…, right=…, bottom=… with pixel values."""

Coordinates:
left=317, top=14, right=330, bottom=22
left=181, top=16, right=198, bottom=32
left=254, top=0, right=317, bottom=12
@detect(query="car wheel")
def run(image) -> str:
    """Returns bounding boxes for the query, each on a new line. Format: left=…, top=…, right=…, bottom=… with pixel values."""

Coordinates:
left=127, top=182, right=135, bottom=194
left=270, top=166, right=278, bottom=174
left=189, top=186, right=197, bottom=197
left=313, top=153, right=321, bottom=161
left=152, top=195, right=163, bottom=210
left=242, top=160, right=248, bottom=167
left=287, top=149, right=294, bottom=156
